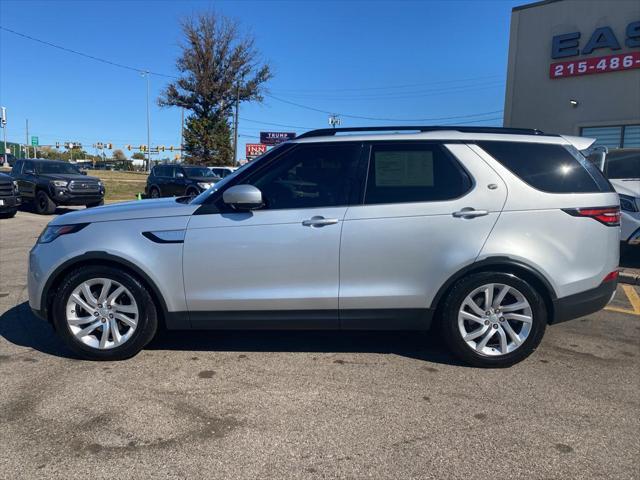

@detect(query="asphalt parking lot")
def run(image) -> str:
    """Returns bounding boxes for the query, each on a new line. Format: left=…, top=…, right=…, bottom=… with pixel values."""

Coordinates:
left=1, top=208, right=639, bottom=480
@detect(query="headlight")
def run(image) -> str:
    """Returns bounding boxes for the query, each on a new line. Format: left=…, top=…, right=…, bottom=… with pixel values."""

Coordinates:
left=38, top=223, right=89, bottom=244
left=197, top=182, right=212, bottom=189
left=98, top=181, right=104, bottom=187
left=619, top=194, right=639, bottom=213
left=51, top=180, right=68, bottom=187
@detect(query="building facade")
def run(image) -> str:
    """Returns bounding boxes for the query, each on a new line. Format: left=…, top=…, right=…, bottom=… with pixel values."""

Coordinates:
left=504, top=0, right=640, bottom=150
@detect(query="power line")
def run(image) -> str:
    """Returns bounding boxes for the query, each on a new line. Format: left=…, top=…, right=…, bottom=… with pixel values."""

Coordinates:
left=0, top=26, right=177, bottom=78
left=2, top=26, right=504, bottom=129
left=265, top=94, right=502, bottom=122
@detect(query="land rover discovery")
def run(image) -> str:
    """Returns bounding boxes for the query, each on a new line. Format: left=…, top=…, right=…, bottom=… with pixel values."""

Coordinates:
left=28, top=127, right=620, bottom=367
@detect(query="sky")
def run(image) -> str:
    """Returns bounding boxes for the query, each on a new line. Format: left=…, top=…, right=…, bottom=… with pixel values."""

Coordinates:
left=0, top=0, right=524, bottom=160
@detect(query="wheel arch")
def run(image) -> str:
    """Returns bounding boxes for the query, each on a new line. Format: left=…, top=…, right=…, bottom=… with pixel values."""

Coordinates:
left=42, top=251, right=169, bottom=328
left=430, top=257, right=557, bottom=324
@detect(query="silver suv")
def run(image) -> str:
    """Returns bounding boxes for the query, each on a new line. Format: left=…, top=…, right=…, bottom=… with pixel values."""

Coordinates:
left=28, top=127, right=620, bottom=367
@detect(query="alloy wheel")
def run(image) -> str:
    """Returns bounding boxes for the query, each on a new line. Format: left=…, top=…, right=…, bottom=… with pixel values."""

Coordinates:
left=458, top=283, right=533, bottom=356
left=65, top=278, right=139, bottom=350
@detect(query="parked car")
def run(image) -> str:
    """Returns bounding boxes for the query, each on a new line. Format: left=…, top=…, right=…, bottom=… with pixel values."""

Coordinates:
left=28, top=126, right=620, bottom=366
left=587, top=148, right=639, bottom=246
left=0, top=172, right=20, bottom=218
left=209, top=166, right=237, bottom=178
left=145, top=164, right=220, bottom=199
left=2, top=153, right=17, bottom=167
left=11, top=159, right=105, bottom=214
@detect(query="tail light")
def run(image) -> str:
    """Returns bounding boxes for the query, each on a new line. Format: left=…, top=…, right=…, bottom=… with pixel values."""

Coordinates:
left=602, top=271, right=618, bottom=283
left=562, top=206, right=620, bottom=226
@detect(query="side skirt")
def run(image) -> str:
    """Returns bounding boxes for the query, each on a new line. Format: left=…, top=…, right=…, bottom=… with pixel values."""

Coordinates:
left=164, top=309, right=434, bottom=331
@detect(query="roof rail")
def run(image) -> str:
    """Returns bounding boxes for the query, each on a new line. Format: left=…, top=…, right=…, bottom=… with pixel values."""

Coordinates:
left=295, top=126, right=546, bottom=139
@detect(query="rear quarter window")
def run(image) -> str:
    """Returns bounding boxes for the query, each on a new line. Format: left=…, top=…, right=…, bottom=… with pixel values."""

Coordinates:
left=477, top=141, right=613, bottom=193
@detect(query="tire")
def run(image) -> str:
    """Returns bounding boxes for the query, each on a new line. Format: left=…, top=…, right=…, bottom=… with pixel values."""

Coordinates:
left=86, top=199, right=104, bottom=208
left=52, top=265, right=158, bottom=361
left=186, top=187, right=199, bottom=199
left=0, top=208, right=17, bottom=219
left=34, top=190, right=57, bottom=215
left=440, top=272, right=547, bottom=368
left=149, top=187, right=160, bottom=198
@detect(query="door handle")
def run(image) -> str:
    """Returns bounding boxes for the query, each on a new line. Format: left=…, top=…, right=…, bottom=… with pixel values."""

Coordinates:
left=302, top=216, right=339, bottom=227
left=452, top=208, right=490, bottom=218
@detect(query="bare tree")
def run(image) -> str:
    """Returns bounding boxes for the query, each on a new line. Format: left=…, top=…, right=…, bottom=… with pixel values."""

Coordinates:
left=159, top=12, right=272, bottom=165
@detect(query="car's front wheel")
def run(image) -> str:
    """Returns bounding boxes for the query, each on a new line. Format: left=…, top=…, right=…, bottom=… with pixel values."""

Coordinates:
left=52, top=265, right=158, bottom=360
left=441, top=272, right=547, bottom=367
left=34, top=190, right=57, bottom=215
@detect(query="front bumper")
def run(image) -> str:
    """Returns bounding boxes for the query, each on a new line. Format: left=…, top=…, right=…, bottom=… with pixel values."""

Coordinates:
left=0, top=195, right=21, bottom=211
left=551, top=279, right=617, bottom=324
left=50, top=187, right=104, bottom=206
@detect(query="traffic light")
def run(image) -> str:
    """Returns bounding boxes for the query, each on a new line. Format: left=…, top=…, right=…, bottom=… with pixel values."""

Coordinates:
left=139, top=145, right=146, bottom=152
left=126, top=145, right=131, bottom=151
left=169, top=146, right=174, bottom=152
left=159, top=145, right=165, bottom=152
left=107, top=143, right=112, bottom=149
left=55, top=142, right=60, bottom=149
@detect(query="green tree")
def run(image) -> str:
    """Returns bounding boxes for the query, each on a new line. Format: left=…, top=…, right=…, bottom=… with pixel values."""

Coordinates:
left=159, top=12, right=272, bottom=165
left=131, top=152, right=145, bottom=160
left=112, top=149, right=127, bottom=161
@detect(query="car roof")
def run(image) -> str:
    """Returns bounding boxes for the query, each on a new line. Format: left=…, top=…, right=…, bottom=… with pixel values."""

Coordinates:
left=289, top=127, right=594, bottom=150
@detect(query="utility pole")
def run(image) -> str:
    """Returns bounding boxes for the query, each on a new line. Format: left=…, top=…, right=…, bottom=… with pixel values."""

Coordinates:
left=25, top=119, right=29, bottom=158
left=233, top=79, right=240, bottom=166
left=1, top=107, right=7, bottom=166
left=141, top=71, right=152, bottom=172
left=180, top=107, right=184, bottom=163
left=328, top=114, right=342, bottom=129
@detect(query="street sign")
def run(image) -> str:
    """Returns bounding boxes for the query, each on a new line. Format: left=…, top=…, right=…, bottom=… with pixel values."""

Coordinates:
left=246, top=143, right=268, bottom=159
left=31, top=136, right=38, bottom=146
left=260, top=132, right=295, bottom=146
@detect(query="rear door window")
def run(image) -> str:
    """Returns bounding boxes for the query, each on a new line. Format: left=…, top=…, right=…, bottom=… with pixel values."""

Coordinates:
left=364, top=143, right=472, bottom=205
left=477, top=141, right=613, bottom=193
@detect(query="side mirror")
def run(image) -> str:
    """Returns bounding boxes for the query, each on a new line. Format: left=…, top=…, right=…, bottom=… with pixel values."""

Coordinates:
left=222, top=184, right=263, bottom=210
left=176, top=172, right=185, bottom=178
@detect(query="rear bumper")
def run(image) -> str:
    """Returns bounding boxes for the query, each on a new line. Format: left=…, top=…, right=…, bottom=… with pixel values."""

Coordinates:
left=551, top=279, right=617, bottom=324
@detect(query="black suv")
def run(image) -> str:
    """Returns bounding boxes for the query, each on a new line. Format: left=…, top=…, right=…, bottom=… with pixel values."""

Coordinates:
left=0, top=172, right=20, bottom=218
left=145, top=164, right=219, bottom=199
left=11, top=159, right=105, bottom=215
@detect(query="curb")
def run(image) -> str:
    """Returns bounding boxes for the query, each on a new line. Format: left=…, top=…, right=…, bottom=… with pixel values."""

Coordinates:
left=619, top=271, right=640, bottom=285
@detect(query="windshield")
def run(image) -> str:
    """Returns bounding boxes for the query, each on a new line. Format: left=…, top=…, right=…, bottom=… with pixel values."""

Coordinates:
left=606, top=151, right=640, bottom=179
left=183, top=167, right=216, bottom=178
left=35, top=162, right=81, bottom=175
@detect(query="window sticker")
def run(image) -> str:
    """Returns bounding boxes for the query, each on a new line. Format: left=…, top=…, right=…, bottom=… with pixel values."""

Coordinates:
left=375, top=151, right=434, bottom=187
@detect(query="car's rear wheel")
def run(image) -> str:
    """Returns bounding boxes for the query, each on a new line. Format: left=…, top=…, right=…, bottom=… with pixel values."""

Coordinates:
left=52, top=265, right=158, bottom=360
left=149, top=187, right=160, bottom=198
left=34, top=190, right=56, bottom=215
left=441, top=272, right=546, bottom=367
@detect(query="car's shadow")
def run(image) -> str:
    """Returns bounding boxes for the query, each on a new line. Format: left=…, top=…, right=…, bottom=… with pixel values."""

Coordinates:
left=0, top=302, right=464, bottom=366
left=620, top=244, right=640, bottom=269
left=18, top=204, right=80, bottom=216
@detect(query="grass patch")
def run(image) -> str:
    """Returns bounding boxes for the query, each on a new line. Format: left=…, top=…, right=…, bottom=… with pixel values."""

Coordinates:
left=85, top=170, right=148, bottom=202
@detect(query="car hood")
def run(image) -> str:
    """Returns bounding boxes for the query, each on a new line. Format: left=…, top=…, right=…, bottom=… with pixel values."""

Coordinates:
left=41, top=173, right=101, bottom=182
left=187, top=176, right=219, bottom=183
left=609, top=179, right=640, bottom=198
left=50, top=197, right=200, bottom=226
